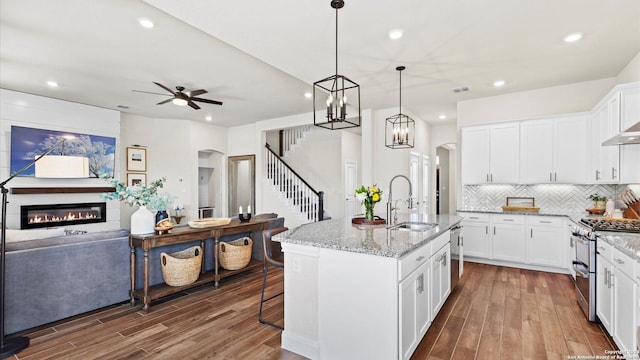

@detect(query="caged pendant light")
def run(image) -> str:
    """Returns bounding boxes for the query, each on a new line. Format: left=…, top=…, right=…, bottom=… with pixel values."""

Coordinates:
left=385, top=66, right=415, bottom=149
left=313, top=0, right=361, bottom=130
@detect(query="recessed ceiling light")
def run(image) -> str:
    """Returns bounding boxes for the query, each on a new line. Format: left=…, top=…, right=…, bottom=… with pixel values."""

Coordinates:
left=46, top=80, right=58, bottom=87
left=388, top=29, right=403, bottom=40
left=116, top=105, right=129, bottom=109
left=493, top=80, right=505, bottom=87
left=564, top=32, right=582, bottom=43
left=304, top=92, right=312, bottom=99
left=205, top=115, right=212, bottom=121
left=138, top=18, right=155, bottom=29
left=438, top=114, right=447, bottom=120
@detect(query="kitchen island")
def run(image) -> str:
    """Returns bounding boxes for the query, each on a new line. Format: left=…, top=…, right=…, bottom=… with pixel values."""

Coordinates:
left=274, top=214, right=462, bottom=360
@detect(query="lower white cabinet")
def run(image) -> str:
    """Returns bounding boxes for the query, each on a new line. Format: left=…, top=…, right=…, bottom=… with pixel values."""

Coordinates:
left=461, top=213, right=490, bottom=258
left=526, top=216, right=565, bottom=268
left=491, top=215, right=526, bottom=263
left=430, top=243, right=451, bottom=319
left=399, top=261, right=430, bottom=360
left=596, top=239, right=638, bottom=353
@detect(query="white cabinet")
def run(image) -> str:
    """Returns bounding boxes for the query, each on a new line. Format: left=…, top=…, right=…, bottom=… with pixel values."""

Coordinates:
left=520, top=115, right=589, bottom=184
left=526, top=216, right=565, bottom=268
left=460, top=213, right=490, bottom=258
left=492, top=215, right=526, bottom=263
left=430, top=243, right=451, bottom=319
left=596, top=239, right=638, bottom=353
left=399, top=261, right=430, bottom=360
left=461, top=123, right=519, bottom=184
left=620, top=83, right=640, bottom=132
left=591, top=93, right=620, bottom=183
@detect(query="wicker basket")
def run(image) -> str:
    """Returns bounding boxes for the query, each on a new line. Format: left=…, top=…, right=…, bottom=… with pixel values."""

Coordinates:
left=219, top=237, right=253, bottom=270
left=160, top=246, right=202, bottom=287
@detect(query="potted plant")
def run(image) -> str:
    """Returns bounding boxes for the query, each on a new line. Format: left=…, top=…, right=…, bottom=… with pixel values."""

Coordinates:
left=587, top=194, right=607, bottom=209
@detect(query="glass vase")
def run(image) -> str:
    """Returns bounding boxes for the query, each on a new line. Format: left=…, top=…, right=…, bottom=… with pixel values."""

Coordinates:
left=155, top=210, right=169, bottom=224
left=365, top=204, right=375, bottom=221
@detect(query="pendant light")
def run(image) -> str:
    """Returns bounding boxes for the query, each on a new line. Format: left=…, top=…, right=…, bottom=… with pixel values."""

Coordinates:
left=313, top=0, right=361, bottom=130
left=385, top=66, right=415, bottom=149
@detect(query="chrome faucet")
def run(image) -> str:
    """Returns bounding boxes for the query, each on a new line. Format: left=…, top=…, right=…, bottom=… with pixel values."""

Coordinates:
left=387, top=174, right=413, bottom=225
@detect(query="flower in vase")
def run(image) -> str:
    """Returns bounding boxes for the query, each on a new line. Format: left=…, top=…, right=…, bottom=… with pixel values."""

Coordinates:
left=355, top=185, right=383, bottom=220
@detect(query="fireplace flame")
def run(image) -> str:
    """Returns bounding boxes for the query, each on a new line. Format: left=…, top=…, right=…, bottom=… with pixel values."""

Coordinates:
left=28, top=211, right=99, bottom=224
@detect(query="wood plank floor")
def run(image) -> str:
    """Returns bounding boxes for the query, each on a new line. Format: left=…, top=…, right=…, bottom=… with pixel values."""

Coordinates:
left=8, top=262, right=615, bottom=359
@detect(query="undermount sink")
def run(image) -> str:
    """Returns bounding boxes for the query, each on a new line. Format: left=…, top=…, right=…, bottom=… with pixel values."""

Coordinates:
left=389, top=222, right=438, bottom=232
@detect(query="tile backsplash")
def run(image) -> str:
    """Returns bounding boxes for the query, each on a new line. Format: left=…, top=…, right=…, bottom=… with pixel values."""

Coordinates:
left=462, top=184, right=640, bottom=212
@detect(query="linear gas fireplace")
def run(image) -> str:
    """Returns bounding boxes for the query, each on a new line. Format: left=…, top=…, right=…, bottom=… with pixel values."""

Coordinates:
left=21, top=202, right=106, bottom=229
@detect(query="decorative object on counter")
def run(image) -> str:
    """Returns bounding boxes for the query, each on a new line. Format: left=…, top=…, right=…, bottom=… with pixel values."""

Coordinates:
left=101, top=176, right=173, bottom=235
left=238, top=205, right=252, bottom=222
left=160, top=246, right=202, bottom=287
left=385, top=66, right=415, bottom=149
left=187, top=217, right=232, bottom=228
left=603, top=198, right=615, bottom=218
left=154, top=218, right=174, bottom=235
left=313, top=0, right=361, bottom=130
left=355, top=184, right=383, bottom=222
left=586, top=208, right=605, bottom=215
left=587, top=194, right=607, bottom=210
left=501, top=196, right=540, bottom=212
left=219, top=237, right=253, bottom=270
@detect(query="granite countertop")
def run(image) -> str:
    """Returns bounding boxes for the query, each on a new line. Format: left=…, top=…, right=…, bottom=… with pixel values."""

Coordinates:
left=274, top=214, right=462, bottom=259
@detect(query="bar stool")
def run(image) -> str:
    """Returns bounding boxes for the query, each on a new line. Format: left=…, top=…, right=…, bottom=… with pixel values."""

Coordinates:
left=258, top=227, right=288, bottom=329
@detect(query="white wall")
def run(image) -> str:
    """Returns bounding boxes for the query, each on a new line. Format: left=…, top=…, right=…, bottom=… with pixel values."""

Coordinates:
left=617, top=51, right=640, bottom=84
left=0, top=89, right=121, bottom=231
left=457, top=77, right=618, bottom=128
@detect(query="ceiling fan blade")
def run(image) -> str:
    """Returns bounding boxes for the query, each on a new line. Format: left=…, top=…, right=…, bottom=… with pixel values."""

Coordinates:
left=192, top=97, right=223, bottom=106
left=133, top=89, right=171, bottom=96
left=187, top=100, right=201, bottom=110
left=153, top=82, right=176, bottom=95
left=157, top=98, right=173, bottom=105
left=188, top=89, right=208, bottom=97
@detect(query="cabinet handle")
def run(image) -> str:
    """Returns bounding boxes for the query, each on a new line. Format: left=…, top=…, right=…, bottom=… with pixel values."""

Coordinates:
left=486, top=174, right=489, bottom=182
left=503, top=219, right=514, bottom=221
left=595, top=170, right=600, bottom=181
left=550, top=172, right=553, bottom=182
left=416, top=255, right=425, bottom=262
left=604, top=268, right=609, bottom=286
left=540, top=221, right=552, bottom=223
left=490, top=174, right=493, bottom=182
left=612, top=167, right=617, bottom=180
left=470, top=216, right=479, bottom=219
left=554, top=173, right=557, bottom=182
left=609, top=273, right=614, bottom=289
left=493, top=226, right=496, bottom=235
left=597, top=246, right=605, bottom=252
left=440, top=253, right=447, bottom=267
left=460, top=235, right=464, bottom=246
left=614, top=258, right=624, bottom=265
left=417, top=273, right=424, bottom=293
left=530, top=229, right=533, bottom=238
left=486, top=225, right=488, bottom=234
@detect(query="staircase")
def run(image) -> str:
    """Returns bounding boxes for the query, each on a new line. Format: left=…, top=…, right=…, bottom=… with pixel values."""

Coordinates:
left=265, top=143, right=325, bottom=222
left=281, top=125, right=313, bottom=155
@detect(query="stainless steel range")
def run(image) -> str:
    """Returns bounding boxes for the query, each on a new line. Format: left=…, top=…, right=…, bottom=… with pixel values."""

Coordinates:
left=572, top=218, right=640, bottom=322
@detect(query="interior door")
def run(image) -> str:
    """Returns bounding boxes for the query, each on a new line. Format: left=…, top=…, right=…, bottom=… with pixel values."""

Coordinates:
left=422, top=156, right=430, bottom=214
left=344, top=160, right=357, bottom=218
left=409, top=153, right=420, bottom=211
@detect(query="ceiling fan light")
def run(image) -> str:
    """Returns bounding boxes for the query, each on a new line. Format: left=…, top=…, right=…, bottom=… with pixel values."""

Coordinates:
left=172, top=98, right=188, bottom=106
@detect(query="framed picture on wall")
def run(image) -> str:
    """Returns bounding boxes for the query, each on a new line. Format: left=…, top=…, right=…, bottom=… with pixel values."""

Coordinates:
left=127, top=173, right=147, bottom=187
left=126, top=147, right=147, bottom=172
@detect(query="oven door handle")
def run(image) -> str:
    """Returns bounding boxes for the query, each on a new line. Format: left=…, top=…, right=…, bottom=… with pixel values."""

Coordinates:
left=574, top=266, right=590, bottom=278
left=572, top=236, right=590, bottom=246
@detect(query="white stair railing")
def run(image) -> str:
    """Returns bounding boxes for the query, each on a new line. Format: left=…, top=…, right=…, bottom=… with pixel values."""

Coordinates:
left=282, top=125, right=313, bottom=155
left=265, top=144, right=324, bottom=222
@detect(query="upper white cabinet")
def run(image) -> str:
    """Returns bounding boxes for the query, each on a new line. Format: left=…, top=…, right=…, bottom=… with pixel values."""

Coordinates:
left=520, top=114, right=589, bottom=183
left=461, top=123, right=519, bottom=184
left=591, top=95, right=620, bottom=183
left=620, top=83, right=640, bottom=132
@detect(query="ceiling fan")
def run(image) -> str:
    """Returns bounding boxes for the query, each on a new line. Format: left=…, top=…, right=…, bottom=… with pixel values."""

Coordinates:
left=133, top=82, right=223, bottom=110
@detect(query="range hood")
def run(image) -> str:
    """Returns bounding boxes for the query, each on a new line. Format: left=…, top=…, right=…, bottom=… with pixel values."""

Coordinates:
left=602, top=121, right=640, bottom=146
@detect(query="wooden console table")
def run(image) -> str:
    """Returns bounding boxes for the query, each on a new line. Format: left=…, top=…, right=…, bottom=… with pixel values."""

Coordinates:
left=129, top=219, right=269, bottom=313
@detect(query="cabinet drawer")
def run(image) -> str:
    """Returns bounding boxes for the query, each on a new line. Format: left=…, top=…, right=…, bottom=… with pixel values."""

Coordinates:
left=430, top=230, right=451, bottom=255
left=491, top=214, right=525, bottom=225
left=527, top=216, right=563, bottom=227
left=398, top=244, right=430, bottom=281
left=596, top=238, right=613, bottom=263
left=460, top=213, right=489, bottom=223
left=612, top=247, right=635, bottom=279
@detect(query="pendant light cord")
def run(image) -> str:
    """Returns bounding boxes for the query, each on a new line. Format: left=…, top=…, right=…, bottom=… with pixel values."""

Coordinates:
left=335, top=6, right=338, bottom=76
left=399, top=69, right=402, bottom=113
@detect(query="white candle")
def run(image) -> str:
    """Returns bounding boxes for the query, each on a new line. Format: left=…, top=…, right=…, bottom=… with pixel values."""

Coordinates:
left=239, top=206, right=243, bottom=214
left=248, top=205, right=251, bottom=214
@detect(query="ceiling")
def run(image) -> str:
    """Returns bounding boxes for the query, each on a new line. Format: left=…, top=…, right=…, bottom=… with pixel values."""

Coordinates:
left=1, top=0, right=639, bottom=128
